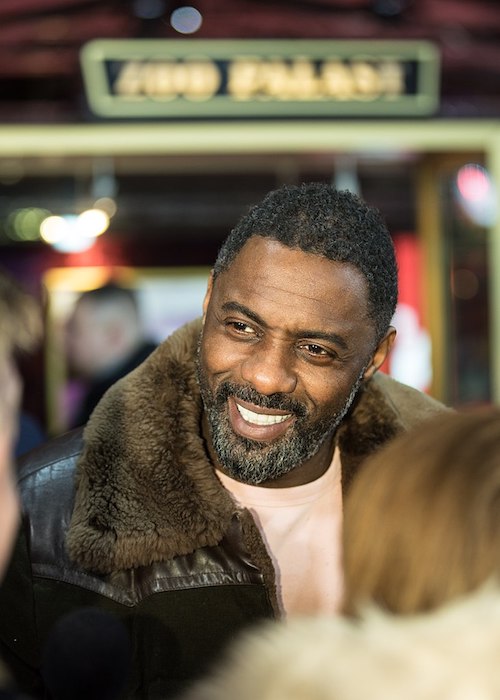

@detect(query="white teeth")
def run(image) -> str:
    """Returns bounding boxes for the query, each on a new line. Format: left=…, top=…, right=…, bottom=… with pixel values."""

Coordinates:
left=236, top=403, right=291, bottom=426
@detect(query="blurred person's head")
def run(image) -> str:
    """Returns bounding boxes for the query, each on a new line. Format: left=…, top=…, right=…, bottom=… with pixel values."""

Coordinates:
left=0, top=269, right=41, bottom=577
left=66, top=283, right=144, bottom=379
left=342, top=408, right=500, bottom=616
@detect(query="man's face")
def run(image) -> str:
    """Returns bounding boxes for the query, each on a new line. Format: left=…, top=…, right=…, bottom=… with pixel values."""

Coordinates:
left=197, top=236, right=393, bottom=487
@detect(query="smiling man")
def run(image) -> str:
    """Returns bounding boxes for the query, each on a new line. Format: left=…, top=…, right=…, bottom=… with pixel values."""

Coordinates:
left=198, top=237, right=387, bottom=489
left=0, top=183, right=448, bottom=700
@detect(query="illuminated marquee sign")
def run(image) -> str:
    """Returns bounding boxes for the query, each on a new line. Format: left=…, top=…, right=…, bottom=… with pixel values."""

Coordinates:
left=80, top=39, right=440, bottom=119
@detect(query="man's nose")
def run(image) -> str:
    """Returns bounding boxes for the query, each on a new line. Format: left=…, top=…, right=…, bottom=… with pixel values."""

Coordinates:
left=240, top=341, right=297, bottom=396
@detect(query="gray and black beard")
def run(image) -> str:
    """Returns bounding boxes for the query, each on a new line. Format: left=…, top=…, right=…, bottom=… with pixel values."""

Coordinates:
left=196, top=349, right=365, bottom=485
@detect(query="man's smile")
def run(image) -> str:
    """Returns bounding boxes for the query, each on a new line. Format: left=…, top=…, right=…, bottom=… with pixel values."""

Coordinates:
left=237, top=403, right=291, bottom=425
left=228, top=396, right=295, bottom=441
left=235, top=396, right=293, bottom=424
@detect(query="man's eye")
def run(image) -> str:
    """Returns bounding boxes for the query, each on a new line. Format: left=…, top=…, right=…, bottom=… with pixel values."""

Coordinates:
left=307, top=344, right=326, bottom=355
left=227, top=321, right=255, bottom=335
left=302, top=343, right=331, bottom=358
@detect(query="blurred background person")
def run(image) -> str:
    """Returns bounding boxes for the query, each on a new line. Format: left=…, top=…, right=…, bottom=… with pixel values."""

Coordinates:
left=65, top=282, right=157, bottom=429
left=0, top=268, right=41, bottom=697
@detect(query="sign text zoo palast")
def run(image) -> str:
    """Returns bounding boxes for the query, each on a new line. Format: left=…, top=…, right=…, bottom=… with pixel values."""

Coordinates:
left=80, top=39, right=440, bottom=119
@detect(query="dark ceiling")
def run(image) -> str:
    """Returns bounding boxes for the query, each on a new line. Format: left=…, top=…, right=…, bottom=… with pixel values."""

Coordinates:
left=1, top=0, right=500, bottom=123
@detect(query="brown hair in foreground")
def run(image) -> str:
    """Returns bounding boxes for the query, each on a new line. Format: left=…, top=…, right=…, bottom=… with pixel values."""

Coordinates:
left=342, top=407, right=500, bottom=616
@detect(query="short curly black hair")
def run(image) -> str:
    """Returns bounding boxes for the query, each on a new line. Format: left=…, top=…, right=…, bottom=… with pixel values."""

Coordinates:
left=213, top=182, right=398, bottom=343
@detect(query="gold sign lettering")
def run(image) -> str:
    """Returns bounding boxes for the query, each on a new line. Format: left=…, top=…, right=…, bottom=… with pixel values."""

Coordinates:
left=228, top=57, right=404, bottom=101
left=113, top=56, right=406, bottom=103
left=114, top=59, right=221, bottom=101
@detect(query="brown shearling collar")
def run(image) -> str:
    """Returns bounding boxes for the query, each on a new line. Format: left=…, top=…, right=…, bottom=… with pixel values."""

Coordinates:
left=66, top=318, right=404, bottom=574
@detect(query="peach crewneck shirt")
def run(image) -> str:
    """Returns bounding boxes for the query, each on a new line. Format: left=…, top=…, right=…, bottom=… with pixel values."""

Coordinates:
left=216, top=446, right=343, bottom=617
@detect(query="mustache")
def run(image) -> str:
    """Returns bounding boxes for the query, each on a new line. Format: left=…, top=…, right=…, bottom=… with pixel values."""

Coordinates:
left=214, top=381, right=307, bottom=418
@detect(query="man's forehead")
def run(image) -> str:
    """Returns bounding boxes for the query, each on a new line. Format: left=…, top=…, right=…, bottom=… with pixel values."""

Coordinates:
left=229, top=235, right=359, bottom=271
left=211, top=241, right=372, bottom=340
left=220, top=239, right=368, bottom=301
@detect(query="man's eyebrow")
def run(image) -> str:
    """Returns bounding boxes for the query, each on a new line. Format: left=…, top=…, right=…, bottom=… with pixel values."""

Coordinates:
left=220, top=301, right=348, bottom=350
left=299, top=330, right=348, bottom=350
left=221, top=301, right=265, bottom=327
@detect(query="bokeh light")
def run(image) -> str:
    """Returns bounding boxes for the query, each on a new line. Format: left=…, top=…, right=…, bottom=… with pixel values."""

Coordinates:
left=6, top=207, right=51, bottom=241
left=77, top=208, right=110, bottom=237
left=456, top=164, right=491, bottom=202
left=132, top=0, right=166, bottom=19
left=94, top=197, right=117, bottom=218
left=452, top=268, right=480, bottom=300
left=170, top=6, right=203, bottom=34
left=40, top=207, right=110, bottom=252
left=455, top=163, right=497, bottom=227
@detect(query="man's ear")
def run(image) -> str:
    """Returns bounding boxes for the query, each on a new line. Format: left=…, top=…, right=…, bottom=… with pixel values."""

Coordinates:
left=363, top=326, right=397, bottom=381
left=202, top=271, right=214, bottom=323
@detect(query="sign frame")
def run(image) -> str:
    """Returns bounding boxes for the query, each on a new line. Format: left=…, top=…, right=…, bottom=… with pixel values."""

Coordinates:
left=80, top=38, right=440, bottom=119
